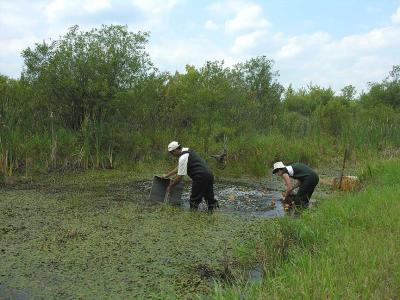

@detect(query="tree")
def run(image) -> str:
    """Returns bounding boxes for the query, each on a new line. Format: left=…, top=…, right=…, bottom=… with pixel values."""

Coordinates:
left=21, top=25, right=154, bottom=129
left=361, top=65, right=400, bottom=109
left=166, top=62, right=233, bottom=153
left=340, top=85, right=357, bottom=102
left=314, top=99, right=350, bottom=136
left=231, top=56, right=284, bottom=131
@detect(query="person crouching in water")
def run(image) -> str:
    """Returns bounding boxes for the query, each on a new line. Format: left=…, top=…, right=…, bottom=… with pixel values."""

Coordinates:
left=272, top=161, right=319, bottom=208
left=163, top=141, right=218, bottom=212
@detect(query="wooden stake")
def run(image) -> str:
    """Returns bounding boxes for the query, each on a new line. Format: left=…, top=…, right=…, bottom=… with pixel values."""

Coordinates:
left=338, top=147, right=348, bottom=190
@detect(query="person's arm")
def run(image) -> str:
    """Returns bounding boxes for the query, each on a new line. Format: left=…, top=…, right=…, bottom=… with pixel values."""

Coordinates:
left=280, top=173, right=293, bottom=194
left=166, top=175, right=183, bottom=193
left=166, top=152, right=188, bottom=193
left=163, top=167, right=178, bottom=178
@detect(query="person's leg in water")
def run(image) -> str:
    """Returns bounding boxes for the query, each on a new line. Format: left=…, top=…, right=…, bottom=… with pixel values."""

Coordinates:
left=190, top=179, right=204, bottom=210
left=204, top=175, right=218, bottom=212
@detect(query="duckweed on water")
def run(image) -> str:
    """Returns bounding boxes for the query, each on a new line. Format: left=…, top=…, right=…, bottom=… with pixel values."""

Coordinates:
left=0, top=172, right=268, bottom=299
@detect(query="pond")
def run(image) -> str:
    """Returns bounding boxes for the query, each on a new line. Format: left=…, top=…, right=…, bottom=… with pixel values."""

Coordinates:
left=0, top=171, right=329, bottom=299
left=122, top=179, right=286, bottom=218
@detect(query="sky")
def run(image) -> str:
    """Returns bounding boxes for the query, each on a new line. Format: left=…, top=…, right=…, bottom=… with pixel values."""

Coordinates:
left=1, top=0, right=400, bottom=92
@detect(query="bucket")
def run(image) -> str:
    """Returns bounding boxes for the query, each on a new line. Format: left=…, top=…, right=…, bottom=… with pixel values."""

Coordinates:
left=149, top=176, right=184, bottom=205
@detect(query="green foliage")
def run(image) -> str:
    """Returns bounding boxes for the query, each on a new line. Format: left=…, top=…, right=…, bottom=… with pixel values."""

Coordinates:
left=361, top=65, right=400, bottom=109
left=340, top=84, right=357, bottom=101
left=1, top=25, right=400, bottom=176
left=314, top=98, right=351, bottom=136
left=21, top=25, right=153, bottom=129
left=231, top=56, right=284, bottom=130
left=284, top=84, right=336, bottom=117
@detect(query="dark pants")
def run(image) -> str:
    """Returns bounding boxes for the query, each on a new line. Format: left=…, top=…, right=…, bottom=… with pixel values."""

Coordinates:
left=295, top=174, right=319, bottom=208
left=190, top=174, right=218, bottom=211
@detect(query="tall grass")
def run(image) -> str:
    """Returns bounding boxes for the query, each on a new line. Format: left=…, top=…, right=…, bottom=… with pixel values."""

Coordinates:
left=1, top=103, right=400, bottom=178
left=211, top=159, right=400, bottom=299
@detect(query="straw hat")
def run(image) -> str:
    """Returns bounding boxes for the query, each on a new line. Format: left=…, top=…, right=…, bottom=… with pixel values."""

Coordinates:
left=167, top=141, right=180, bottom=152
left=272, top=161, right=285, bottom=174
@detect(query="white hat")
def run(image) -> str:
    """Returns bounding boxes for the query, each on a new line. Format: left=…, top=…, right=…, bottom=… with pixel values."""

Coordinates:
left=272, top=161, right=285, bottom=174
left=167, top=141, right=180, bottom=152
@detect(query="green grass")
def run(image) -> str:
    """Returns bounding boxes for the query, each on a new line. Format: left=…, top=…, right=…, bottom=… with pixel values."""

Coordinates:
left=2, top=128, right=395, bottom=180
left=211, top=159, right=400, bottom=299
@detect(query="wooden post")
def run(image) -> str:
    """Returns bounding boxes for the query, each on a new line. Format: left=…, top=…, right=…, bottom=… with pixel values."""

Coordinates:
left=338, top=147, right=348, bottom=190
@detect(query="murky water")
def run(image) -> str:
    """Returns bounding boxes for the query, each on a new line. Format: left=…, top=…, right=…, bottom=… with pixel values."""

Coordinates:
left=212, top=183, right=286, bottom=217
left=0, top=284, right=30, bottom=300
left=131, top=180, right=286, bottom=218
left=248, top=264, right=264, bottom=283
left=0, top=173, right=331, bottom=299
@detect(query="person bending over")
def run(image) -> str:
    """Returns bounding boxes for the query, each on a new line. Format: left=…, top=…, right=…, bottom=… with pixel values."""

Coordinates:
left=163, top=141, right=218, bottom=212
left=272, top=161, right=319, bottom=208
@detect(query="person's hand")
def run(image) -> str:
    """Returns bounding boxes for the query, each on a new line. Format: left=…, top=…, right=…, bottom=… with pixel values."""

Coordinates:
left=161, top=174, right=168, bottom=179
left=286, top=188, right=293, bottom=195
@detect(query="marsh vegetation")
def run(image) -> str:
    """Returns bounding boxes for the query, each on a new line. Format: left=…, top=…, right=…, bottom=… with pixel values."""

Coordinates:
left=1, top=25, right=400, bottom=299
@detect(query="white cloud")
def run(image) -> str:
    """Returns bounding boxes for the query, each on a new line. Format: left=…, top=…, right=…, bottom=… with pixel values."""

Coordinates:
left=44, top=0, right=67, bottom=22
left=149, top=37, right=239, bottom=72
left=208, top=1, right=270, bottom=33
left=151, top=39, right=208, bottom=65
left=132, top=0, right=179, bottom=15
left=205, top=20, right=218, bottom=30
left=0, top=36, right=39, bottom=54
left=336, top=26, right=400, bottom=50
left=273, top=24, right=400, bottom=91
left=132, top=0, right=181, bottom=28
left=83, top=0, right=112, bottom=13
left=276, top=43, right=303, bottom=60
left=44, top=0, right=112, bottom=22
left=275, top=32, right=330, bottom=60
left=230, top=30, right=267, bottom=54
left=0, top=10, right=37, bottom=38
left=225, top=3, right=270, bottom=33
left=391, top=7, right=400, bottom=24
left=314, top=25, right=400, bottom=71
